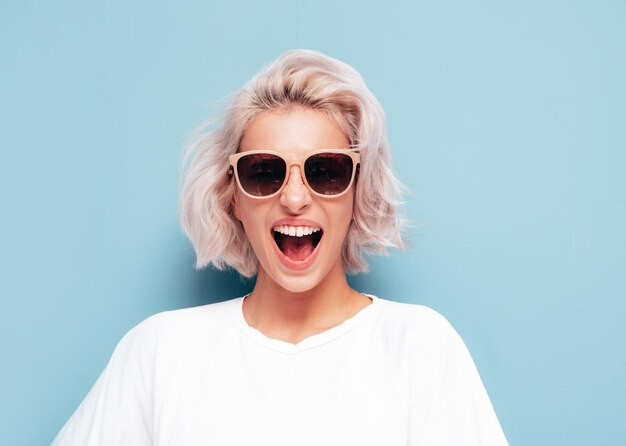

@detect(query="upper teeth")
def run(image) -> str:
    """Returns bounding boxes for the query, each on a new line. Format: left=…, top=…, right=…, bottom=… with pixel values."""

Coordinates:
left=273, top=225, right=321, bottom=237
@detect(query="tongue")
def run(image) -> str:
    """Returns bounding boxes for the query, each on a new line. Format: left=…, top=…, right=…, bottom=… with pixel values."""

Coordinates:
left=281, top=234, right=314, bottom=261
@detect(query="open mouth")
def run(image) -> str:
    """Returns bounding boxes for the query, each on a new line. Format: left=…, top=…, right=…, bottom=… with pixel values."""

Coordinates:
left=272, top=225, right=323, bottom=262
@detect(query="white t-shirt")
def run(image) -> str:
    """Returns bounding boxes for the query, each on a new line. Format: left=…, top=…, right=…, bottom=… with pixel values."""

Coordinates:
left=52, top=295, right=508, bottom=445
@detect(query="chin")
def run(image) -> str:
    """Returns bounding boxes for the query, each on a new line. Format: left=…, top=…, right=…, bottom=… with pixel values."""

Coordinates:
left=270, top=271, right=325, bottom=294
left=257, top=248, right=340, bottom=295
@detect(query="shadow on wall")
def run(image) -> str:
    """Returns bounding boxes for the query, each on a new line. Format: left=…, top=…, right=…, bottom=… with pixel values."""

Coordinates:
left=188, top=266, right=254, bottom=306
left=171, top=243, right=255, bottom=308
left=174, top=246, right=398, bottom=308
left=190, top=266, right=391, bottom=306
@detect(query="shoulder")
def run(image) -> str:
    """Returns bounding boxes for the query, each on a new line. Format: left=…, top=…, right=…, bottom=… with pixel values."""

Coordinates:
left=373, top=297, right=457, bottom=339
left=368, top=296, right=469, bottom=360
left=372, top=299, right=509, bottom=444
left=143, top=297, right=240, bottom=327
left=118, top=297, right=242, bottom=350
left=370, top=297, right=486, bottom=389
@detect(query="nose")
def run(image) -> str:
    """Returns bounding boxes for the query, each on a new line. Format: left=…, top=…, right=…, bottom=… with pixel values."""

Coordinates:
left=279, top=165, right=312, bottom=213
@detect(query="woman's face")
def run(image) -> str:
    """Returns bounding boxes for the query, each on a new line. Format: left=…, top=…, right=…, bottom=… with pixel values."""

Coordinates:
left=232, top=108, right=354, bottom=293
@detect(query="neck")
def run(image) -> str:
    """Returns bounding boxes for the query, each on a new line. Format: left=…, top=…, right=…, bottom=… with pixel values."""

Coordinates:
left=243, top=260, right=371, bottom=344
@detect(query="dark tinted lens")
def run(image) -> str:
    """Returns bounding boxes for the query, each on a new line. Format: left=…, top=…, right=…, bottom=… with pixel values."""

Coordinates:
left=304, top=152, right=354, bottom=195
left=237, top=153, right=287, bottom=196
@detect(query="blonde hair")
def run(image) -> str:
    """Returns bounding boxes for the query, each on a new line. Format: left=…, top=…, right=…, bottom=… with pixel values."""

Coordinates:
left=179, top=49, right=409, bottom=277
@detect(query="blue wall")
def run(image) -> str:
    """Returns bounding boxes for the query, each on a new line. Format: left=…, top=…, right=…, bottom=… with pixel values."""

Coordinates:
left=1, top=1, right=625, bottom=444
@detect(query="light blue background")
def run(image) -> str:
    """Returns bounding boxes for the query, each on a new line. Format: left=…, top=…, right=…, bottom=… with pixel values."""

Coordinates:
left=1, top=1, right=625, bottom=444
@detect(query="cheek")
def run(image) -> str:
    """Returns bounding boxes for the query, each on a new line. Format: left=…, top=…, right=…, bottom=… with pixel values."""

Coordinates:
left=232, top=190, right=257, bottom=222
left=329, top=199, right=355, bottom=238
left=235, top=197, right=270, bottom=242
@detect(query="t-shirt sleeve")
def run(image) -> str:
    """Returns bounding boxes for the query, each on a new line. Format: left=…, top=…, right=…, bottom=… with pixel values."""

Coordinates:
left=415, top=315, right=508, bottom=446
left=51, top=320, right=157, bottom=446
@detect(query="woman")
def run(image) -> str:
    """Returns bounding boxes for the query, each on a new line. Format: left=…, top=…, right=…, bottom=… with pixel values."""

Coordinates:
left=53, top=50, right=508, bottom=445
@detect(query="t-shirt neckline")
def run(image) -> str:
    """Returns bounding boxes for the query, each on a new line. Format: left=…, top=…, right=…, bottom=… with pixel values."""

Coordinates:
left=229, top=293, right=379, bottom=354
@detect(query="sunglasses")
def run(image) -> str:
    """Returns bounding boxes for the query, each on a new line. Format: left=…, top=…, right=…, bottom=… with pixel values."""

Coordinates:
left=228, top=149, right=360, bottom=198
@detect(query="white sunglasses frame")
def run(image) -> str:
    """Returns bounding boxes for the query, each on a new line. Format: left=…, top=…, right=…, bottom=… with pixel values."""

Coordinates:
left=228, top=148, right=360, bottom=199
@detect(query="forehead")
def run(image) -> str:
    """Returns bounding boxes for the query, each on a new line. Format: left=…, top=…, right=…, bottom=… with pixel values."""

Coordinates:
left=239, top=109, right=349, bottom=156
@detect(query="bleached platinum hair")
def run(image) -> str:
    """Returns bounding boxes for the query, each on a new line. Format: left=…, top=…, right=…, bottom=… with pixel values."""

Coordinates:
left=179, top=49, right=409, bottom=277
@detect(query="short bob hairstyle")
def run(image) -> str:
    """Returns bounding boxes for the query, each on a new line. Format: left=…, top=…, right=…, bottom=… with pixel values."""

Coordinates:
left=179, top=49, right=408, bottom=278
